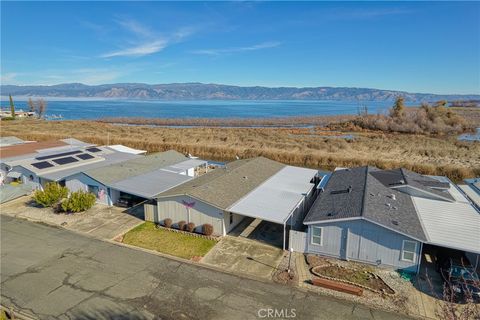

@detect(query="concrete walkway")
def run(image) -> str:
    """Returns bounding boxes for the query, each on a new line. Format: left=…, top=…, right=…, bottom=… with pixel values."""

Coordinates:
left=0, top=196, right=143, bottom=240
left=1, top=215, right=413, bottom=320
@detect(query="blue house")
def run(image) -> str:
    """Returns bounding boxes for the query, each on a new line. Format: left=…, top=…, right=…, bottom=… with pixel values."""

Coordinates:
left=303, top=167, right=480, bottom=273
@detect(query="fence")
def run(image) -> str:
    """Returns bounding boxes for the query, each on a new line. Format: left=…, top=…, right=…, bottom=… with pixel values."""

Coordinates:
left=144, top=203, right=158, bottom=222
left=289, top=230, right=308, bottom=253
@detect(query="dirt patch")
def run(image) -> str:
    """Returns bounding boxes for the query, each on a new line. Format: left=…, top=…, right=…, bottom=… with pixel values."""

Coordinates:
left=312, top=265, right=395, bottom=294
left=273, top=251, right=298, bottom=285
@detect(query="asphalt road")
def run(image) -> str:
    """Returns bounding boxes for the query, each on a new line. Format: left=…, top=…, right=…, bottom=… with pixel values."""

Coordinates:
left=0, top=215, right=413, bottom=320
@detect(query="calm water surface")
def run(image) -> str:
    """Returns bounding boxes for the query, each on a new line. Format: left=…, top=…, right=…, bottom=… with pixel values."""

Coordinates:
left=0, top=99, right=408, bottom=120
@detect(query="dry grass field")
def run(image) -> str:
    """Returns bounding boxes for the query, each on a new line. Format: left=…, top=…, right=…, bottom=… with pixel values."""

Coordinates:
left=2, top=118, right=479, bottom=182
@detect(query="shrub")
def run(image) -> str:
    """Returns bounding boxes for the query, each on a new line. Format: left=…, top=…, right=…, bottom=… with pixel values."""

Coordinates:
left=32, top=182, right=68, bottom=207
left=163, top=218, right=172, bottom=228
left=61, top=190, right=96, bottom=213
left=202, top=224, right=214, bottom=236
left=186, top=222, right=195, bottom=233
left=177, top=220, right=186, bottom=231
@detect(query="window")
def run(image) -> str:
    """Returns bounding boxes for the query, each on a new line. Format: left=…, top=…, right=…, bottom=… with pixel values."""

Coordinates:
left=229, top=213, right=233, bottom=225
left=401, top=240, right=417, bottom=262
left=88, top=185, right=99, bottom=198
left=311, top=227, right=323, bottom=245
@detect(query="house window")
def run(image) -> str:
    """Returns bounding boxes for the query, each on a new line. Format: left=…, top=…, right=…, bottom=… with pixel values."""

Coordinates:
left=229, top=213, right=233, bottom=225
left=88, top=185, right=99, bottom=198
left=311, top=227, right=323, bottom=245
left=401, top=240, right=417, bottom=262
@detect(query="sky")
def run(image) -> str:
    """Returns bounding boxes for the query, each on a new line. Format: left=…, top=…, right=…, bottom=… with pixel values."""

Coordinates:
left=1, top=1, right=479, bottom=94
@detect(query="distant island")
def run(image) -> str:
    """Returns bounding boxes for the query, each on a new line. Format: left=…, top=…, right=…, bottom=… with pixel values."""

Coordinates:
left=1, top=83, right=479, bottom=102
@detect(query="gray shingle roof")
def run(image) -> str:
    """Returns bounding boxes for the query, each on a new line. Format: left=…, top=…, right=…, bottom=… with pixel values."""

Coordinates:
left=84, top=150, right=187, bottom=185
left=304, top=166, right=428, bottom=241
left=157, top=157, right=286, bottom=209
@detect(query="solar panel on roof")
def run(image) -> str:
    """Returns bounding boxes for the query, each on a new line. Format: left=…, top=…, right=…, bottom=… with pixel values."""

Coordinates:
left=86, top=147, right=102, bottom=153
left=31, top=161, right=54, bottom=169
left=52, top=157, right=79, bottom=165
left=77, top=153, right=94, bottom=160
left=36, top=150, right=82, bottom=160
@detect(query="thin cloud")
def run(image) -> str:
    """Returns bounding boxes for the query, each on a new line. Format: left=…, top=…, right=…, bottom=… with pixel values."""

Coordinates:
left=101, top=40, right=167, bottom=58
left=192, top=41, right=281, bottom=56
left=99, top=18, right=196, bottom=58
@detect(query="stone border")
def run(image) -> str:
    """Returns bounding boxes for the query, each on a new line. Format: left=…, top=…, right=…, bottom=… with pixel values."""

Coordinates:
left=154, top=224, right=221, bottom=242
left=311, top=265, right=396, bottom=296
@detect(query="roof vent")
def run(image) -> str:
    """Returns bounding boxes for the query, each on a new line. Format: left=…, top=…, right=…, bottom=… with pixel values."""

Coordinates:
left=348, top=185, right=352, bottom=193
left=243, top=176, right=248, bottom=180
left=391, top=220, right=399, bottom=226
left=327, top=212, right=337, bottom=217
left=385, top=203, right=391, bottom=208
left=389, top=194, right=396, bottom=201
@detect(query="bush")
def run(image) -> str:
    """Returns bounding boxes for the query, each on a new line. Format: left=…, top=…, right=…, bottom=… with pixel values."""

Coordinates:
left=163, top=218, right=172, bottom=228
left=177, top=220, right=186, bottom=231
left=186, top=222, right=195, bottom=233
left=61, top=190, right=96, bottom=213
left=32, top=182, right=68, bottom=207
left=202, top=224, right=214, bottom=236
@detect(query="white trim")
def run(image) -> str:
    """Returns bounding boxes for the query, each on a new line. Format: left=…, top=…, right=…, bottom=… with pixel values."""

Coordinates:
left=401, top=240, right=417, bottom=263
left=310, top=226, right=323, bottom=246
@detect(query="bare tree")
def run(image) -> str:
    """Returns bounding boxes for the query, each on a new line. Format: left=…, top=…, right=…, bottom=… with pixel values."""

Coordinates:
left=37, top=99, right=47, bottom=119
left=426, top=263, right=480, bottom=320
left=27, top=97, right=35, bottom=113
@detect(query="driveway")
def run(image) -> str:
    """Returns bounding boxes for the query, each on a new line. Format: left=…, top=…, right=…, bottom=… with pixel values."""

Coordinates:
left=0, top=196, right=143, bottom=240
left=1, top=215, right=412, bottom=320
left=201, top=236, right=284, bottom=279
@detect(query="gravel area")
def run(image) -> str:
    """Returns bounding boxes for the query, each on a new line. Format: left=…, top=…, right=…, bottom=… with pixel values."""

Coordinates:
left=273, top=250, right=298, bottom=285
left=303, top=254, right=423, bottom=318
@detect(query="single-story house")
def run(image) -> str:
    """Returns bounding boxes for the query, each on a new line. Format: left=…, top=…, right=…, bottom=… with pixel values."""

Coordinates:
left=0, top=138, right=97, bottom=187
left=72, top=150, right=207, bottom=206
left=303, top=167, right=480, bottom=273
left=2, top=145, right=139, bottom=190
left=153, top=157, right=320, bottom=248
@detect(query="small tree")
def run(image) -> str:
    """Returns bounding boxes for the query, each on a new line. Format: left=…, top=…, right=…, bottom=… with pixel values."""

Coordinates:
left=28, top=98, right=35, bottom=113
left=61, top=190, right=96, bottom=213
left=391, top=96, right=406, bottom=118
left=32, top=182, right=69, bottom=207
left=9, top=95, right=15, bottom=119
left=37, top=99, right=47, bottom=119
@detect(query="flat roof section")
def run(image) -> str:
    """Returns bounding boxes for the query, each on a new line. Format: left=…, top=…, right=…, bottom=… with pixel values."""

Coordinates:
left=110, top=169, right=193, bottom=199
left=228, top=166, right=317, bottom=224
left=412, top=195, right=480, bottom=254
left=0, top=140, right=67, bottom=159
left=458, top=184, right=480, bottom=209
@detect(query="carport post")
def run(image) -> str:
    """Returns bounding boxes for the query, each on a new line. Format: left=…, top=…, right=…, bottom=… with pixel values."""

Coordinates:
left=416, top=242, right=424, bottom=275
left=283, top=222, right=286, bottom=251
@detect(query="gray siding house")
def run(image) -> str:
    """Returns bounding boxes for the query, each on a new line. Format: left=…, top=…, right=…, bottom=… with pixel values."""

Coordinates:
left=154, top=157, right=319, bottom=248
left=303, top=166, right=480, bottom=273
left=306, top=219, right=421, bottom=272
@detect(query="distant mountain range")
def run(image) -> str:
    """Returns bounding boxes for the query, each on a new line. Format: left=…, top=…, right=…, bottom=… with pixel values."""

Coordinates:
left=1, top=83, right=479, bottom=102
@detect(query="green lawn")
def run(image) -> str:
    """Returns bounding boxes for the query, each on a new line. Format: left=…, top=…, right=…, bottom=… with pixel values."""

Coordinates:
left=122, top=222, right=217, bottom=259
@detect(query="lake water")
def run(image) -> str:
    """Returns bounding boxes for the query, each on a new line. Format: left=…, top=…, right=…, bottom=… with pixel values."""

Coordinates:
left=0, top=99, right=407, bottom=120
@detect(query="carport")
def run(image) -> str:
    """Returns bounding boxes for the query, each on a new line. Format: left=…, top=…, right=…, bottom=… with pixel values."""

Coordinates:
left=412, top=187, right=480, bottom=274
left=228, top=166, right=317, bottom=250
left=110, top=169, right=193, bottom=204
